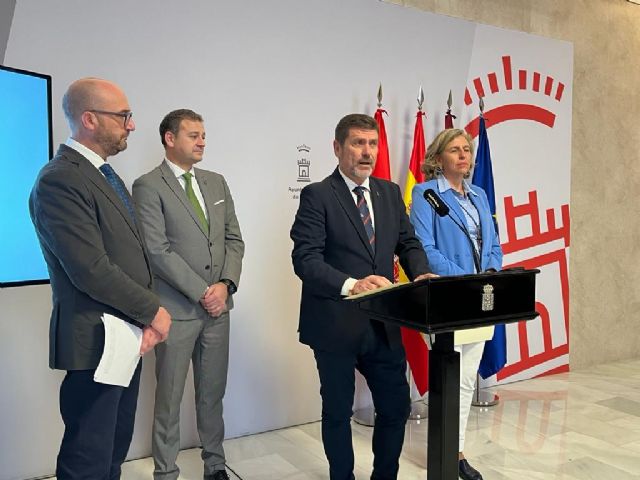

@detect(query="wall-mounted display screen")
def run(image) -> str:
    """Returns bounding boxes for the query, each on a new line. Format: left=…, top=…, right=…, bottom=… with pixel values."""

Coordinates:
left=0, top=65, right=52, bottom=287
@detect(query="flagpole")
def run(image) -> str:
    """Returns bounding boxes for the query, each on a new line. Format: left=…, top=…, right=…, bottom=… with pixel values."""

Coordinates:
left=471, top=96, right=500, bottom=408
left=445, top=90, right=456, bottom=129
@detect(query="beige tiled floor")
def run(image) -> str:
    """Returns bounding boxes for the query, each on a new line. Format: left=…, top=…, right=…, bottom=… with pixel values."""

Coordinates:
left=115, top=359, right=640, bottom=479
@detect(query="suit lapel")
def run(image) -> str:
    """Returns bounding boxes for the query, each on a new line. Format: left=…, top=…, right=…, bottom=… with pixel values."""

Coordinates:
left=75, top=154, right=140, bottom=240
left=160, top=162, right=209, bottom=238
left=194, top=168, right=214, bottom=238
left=329, top=169, right=374, bottom=259
left=58, top=145, right=153, bottom=274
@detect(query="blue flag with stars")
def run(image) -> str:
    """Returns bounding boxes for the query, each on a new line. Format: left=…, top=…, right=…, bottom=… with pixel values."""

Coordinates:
left=473, top=115, right=507, bottom=379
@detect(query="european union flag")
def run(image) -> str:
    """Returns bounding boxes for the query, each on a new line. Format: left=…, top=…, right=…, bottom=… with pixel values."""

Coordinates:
left=473, top=115, right=507, bottom=379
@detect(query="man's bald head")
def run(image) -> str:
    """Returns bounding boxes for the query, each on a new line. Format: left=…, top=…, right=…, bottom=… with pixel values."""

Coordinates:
left=61, top=77, right=134, bottom=159
left=62, top=78, right=126, bottom=133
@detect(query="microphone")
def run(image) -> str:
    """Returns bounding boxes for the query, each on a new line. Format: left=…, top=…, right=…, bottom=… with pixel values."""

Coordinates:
left=422, top=188, right=481, bottom=273
left=423, top=189, right=449, bottom=217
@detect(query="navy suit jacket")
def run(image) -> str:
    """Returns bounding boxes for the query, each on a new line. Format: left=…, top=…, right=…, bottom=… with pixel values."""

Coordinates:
left=290, top=168, right=430, bottom=353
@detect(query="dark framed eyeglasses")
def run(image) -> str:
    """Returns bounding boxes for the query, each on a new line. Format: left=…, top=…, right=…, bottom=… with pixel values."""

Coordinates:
left=88, top=109, right=134, bottom=127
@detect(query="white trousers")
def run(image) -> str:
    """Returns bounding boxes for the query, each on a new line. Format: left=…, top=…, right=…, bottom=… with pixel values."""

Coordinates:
left=455, top=341, right=485, bottom=451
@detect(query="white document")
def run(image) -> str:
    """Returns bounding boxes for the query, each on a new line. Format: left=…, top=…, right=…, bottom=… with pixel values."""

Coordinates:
left=344, top=281, right=408, bottom=300
left=454, top=326, right=495, bottom=345
left=94, top=313, right=143, bottom=387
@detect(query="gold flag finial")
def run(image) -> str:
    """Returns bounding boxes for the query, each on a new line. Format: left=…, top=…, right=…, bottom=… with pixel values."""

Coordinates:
left=377, top=83, right=383, bottom=108
left=479, top=96, right=485, bottom=115
left=417, top=85, right=424, bottom=111
left=447, top=90, right=452, bottom=109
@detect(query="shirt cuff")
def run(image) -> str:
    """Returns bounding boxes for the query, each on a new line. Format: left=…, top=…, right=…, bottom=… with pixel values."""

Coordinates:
left=341, top=277, right=357, bottom=296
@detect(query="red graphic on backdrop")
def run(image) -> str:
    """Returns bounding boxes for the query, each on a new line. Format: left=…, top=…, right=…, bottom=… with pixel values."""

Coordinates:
left=464, top=55, right=565, bottom=105
left=498, top=191, right=570, bottom=380
left=464, top=55, right=563, bottom=137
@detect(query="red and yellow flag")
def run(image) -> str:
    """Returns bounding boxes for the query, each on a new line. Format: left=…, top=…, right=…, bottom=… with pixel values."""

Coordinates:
left=398, top=111, right=429, bottom=395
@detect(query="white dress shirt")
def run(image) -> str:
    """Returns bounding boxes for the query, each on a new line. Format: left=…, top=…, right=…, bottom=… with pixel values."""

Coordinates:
left=65, top=137, right=109, bottom=173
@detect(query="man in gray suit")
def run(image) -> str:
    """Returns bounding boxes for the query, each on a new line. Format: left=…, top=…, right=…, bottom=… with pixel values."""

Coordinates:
left=133, top=109, right=244, bottom=480
left=29, top=77, right=172, bottom=479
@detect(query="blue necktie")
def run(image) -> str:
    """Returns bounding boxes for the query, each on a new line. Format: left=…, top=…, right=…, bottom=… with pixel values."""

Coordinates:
left=353, top=186, right=375, bottom=252
left=99, top=163, right=136, bottom=222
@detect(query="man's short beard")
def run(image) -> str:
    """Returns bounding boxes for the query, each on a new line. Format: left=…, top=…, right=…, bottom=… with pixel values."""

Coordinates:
left=96, top=130, right=127, bottom=157
left=351, top=166, right=372, bottom=180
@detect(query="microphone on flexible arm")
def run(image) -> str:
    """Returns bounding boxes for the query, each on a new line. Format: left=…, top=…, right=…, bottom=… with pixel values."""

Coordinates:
left=422, top=188, right=481, bottom=273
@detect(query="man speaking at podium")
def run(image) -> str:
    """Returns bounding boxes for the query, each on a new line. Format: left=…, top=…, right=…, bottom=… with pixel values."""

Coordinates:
left=291, top=114, right=433, bottom=480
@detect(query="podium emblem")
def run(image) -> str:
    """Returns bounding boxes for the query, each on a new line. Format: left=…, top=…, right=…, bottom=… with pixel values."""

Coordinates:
left=481, top=284, right=495, bottom=311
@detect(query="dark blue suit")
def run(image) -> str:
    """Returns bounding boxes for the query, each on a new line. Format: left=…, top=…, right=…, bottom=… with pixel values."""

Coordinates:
left=291, top=168, right=430, bottom=480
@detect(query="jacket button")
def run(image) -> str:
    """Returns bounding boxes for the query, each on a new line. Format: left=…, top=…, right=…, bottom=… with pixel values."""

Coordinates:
left=209, top=242, right=213, bottom=246
left=205, top=265, right=210, bottom=270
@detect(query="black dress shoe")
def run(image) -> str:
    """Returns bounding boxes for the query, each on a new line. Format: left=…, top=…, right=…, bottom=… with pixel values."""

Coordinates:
left=458, top=459, right=483, bottom=480
left=204, top=470, right=230, bottom=480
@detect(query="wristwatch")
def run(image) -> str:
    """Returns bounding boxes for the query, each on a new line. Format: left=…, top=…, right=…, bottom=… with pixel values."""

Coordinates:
left=219, top=278, right=237, bottom=295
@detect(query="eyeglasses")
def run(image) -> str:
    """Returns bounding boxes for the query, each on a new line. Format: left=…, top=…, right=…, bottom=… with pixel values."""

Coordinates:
left=88, top=109, right=134, bottom=127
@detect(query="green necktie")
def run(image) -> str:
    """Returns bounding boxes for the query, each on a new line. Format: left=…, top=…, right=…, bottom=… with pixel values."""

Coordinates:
left=182, top=172, right=209, bottom=232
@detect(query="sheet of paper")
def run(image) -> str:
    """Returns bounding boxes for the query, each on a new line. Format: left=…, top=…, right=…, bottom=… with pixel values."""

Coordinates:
left=94, top=313, right=142, bottom=387
left=454, top=326, right=494, bottom=345
left=344, top=281, right=409, bottom=300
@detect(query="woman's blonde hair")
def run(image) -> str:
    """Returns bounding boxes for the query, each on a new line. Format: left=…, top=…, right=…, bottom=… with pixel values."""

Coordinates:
left=421, top=128, right=475, bottom=180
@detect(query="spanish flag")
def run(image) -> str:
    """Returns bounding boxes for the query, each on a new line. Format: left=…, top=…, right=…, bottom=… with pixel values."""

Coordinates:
left=398, top=110, right=429, bottom=395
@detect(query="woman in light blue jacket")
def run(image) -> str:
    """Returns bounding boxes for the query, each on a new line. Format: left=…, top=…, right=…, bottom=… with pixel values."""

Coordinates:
left=410, top=128, right=503, bottom=480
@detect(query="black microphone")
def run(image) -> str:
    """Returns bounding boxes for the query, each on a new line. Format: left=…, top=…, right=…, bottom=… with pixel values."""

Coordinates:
left=423, top=189, right=449, bottom=217
left=422, top=188, right=481, bottom=273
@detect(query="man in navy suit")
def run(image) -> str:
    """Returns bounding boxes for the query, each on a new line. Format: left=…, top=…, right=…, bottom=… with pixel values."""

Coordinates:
left=290, top=114, right=433, bottom=480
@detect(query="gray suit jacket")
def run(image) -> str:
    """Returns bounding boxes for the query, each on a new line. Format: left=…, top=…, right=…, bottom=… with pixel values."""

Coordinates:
left=132, top=161, right=244, bottom=320
left=29, top=144, right=160, bottom=370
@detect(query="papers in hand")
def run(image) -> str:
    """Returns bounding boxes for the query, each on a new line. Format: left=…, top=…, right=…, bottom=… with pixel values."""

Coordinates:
left=94, top=313, right=143, bottom=387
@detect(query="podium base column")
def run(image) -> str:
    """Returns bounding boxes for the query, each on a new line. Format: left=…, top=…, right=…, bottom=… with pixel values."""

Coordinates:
left=427, top=332, right=459, bottom=480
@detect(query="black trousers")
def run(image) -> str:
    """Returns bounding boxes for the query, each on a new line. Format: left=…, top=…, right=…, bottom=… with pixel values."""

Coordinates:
left=313, top=323, right=410, bottom=480
left=56, top=362, right=142, bottom=479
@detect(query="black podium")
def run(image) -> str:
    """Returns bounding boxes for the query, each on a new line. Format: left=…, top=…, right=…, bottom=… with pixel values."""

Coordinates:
left=349, top=268, right=539, bottom=480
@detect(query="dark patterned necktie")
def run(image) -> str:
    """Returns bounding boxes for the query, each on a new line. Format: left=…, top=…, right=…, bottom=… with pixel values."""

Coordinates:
left=99, top=163, right=136, bottom=221
left=353, top=186, right=375, bottom=252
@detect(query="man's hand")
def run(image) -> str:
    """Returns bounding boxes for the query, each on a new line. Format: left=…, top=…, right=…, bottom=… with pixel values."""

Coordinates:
left=140, top=325, right=162, bottom=355
left=200, top=282, right=229, bottom=317
left=150, top=306, right=172, bottom=342
left=413, top=273, right=439, bottom=282
left=350, top=275, right=392, bottom=295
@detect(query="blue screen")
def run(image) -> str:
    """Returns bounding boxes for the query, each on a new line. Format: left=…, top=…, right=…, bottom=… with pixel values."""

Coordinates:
left=0, top=66, right=52, bottom=286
